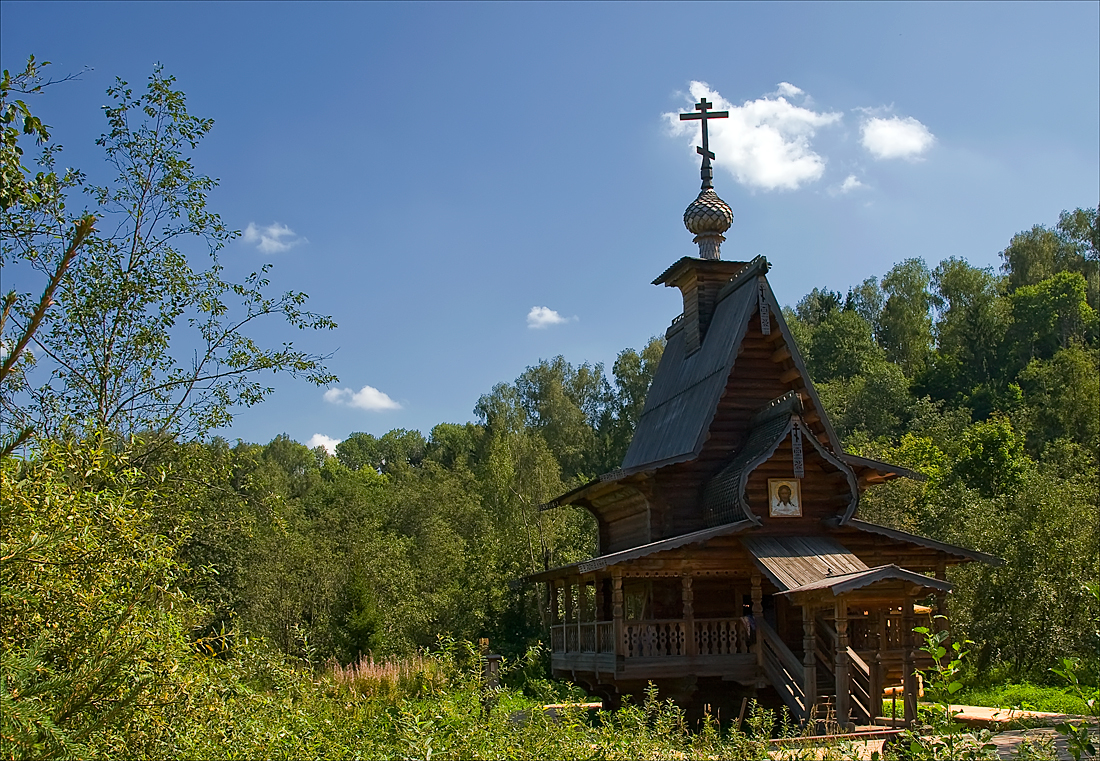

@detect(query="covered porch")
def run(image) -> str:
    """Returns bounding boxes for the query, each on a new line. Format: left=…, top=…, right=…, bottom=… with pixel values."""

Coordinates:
left=531, top=531, right=954, bottom=727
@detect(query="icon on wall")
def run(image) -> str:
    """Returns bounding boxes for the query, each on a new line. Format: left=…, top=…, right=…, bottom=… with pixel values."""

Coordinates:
left=768, top=478, right=802, bottom=517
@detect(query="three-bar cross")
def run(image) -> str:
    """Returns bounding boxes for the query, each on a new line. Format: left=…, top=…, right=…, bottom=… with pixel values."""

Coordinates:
left=679, top=98, right=728, bottom=189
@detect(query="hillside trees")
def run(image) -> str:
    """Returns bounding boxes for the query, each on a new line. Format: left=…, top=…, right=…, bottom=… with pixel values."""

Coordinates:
left=788, top=206, right=1099, bottom=677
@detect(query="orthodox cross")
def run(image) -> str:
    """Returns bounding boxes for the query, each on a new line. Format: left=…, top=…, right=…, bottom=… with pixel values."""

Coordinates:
left=679, top=97, right=728, bottom=189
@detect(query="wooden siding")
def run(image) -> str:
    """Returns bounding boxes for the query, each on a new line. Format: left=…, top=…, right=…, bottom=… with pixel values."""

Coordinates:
left=744, top=435, right=854, bottom=528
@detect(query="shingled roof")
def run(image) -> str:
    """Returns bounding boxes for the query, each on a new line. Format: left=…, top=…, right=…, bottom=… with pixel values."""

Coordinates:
left=621, top=255, right=844, bottom=473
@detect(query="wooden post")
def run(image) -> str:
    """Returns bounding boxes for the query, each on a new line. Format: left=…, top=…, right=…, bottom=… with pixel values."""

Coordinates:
left=550, top=581, right=560, bottom=626
left=835, top=595, right=851, bottom=729
left=682, top=573, right=696, bottom=656
left=934, top=559, right=950, bottom=668
left=802, top=602, right=817, bottom=719
left=752, top=570, right=764, bottom=685
left=612, top=569, right=624, bottom=658
left=577, top=577, right=585, bottom=652
left=564, top=578, right=574, bottom=653
left=870, top=607, right=883, bottom=719
left=595, top=578, right=605, bottom=622
left=902, top=595, right=917, bottom=725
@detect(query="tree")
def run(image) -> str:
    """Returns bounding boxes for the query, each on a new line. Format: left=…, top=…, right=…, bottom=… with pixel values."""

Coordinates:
left=0, top=57, right=96, bottom=455
left=2, top=65, right=335, bottom=445
left=805, top=309, right=882, bottom=383
left=795, top=287, right=843, bottom=326
left=1017, top=346, right=1100, bottom=453
left=930, top=257, right=1005, bottom=390
left=604, top=337, right=664, bottom=470
left=1006, top=271, right=1097, bottom=369
left=1001, top=207, right=1099, bottom=309
left=845, top=276, right=885, bottom=341
left=879, top=258, right=934, bottom=375
left=952, top=416, right=1029, bottom=499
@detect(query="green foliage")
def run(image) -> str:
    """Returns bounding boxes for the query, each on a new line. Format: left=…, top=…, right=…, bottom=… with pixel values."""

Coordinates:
left=0, top=439, right=195, bottom=759
left=880, top=258, right=935, bottom=375
left=3, top=59, right=1098, bottom=757
left=952, top=416, right=1029, bottom=498
left=786, top=207, right=1099, bottom=684
left=1, top=64, right=335, bottom=445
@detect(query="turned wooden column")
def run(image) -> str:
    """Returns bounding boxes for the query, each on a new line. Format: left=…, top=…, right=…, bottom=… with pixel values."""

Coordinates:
left=934, top=559, right=950, bottom=666
left=802, top=602, right=817, bottom=717
left=682, top=573, right=696, bottom=656
left=612, top=569, right=624, bottom=658
left=752, top=570, right=765, bottom=685
left=869, top=607, right=883, bottom=719
left=902, top=594, right=917, bottom=724
left=577, top=577, right=586, bottom=651
left=834, top=595, right=851, bottom=729
left=563, top=578, right=574, bottom=652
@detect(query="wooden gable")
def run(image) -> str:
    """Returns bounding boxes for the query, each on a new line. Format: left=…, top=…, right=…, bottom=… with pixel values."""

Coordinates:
left=539, top=254, right=987, bottom=567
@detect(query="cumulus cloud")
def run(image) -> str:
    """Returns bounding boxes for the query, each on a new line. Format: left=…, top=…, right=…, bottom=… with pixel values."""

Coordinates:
left=832, top=174, right=865, bottom=195
left=773, top=82, right=804, bottom=99
left=242, top=222, right=307, bottom=254
left=666, top=81, right=842, bottom=191
left=860, top=116, right=935, bottom=160
left=323, top=385, right=402, bottom=411
left=527, top=306, right=573, bottom=329
left=308, top=433, right=341, bottom=455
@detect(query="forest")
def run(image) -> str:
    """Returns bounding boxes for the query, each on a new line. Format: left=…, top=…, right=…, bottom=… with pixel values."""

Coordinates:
left=1, top=60, right=1097, bottom=759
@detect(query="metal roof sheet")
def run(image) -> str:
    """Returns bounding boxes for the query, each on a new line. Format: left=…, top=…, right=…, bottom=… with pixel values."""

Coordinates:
left=740, top=536, right=868, bottom=591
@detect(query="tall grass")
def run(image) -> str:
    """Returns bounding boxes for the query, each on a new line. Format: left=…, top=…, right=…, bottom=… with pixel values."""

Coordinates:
left=328, top=653, right=441, bottom=699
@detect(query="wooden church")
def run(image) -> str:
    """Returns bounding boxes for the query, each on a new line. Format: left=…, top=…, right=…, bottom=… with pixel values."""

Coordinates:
left=524, top=99, right=1000, bottom=727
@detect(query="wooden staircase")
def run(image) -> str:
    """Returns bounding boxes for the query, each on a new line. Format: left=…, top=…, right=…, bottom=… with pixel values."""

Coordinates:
left=815, top=618, right=874, bottom=725
left=758, top=620, right=807, bottom=722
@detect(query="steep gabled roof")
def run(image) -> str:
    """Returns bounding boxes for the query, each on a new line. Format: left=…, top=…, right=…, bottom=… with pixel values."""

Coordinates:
left=702, top=395, right=859, bottom=526
left=621, top=256, right=844, bottom=473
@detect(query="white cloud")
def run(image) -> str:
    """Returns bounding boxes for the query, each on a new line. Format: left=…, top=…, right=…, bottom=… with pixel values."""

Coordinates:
left=774, top=82, right=804, bottom=99
left=242, top=222, right=307, bottom=254
left=860, top=116, right=935, bottom=160
left=308, top=433, right=341, bottom=455
left=832, top=174, right=865, bottom=195
left=527, top=306, right=573, bottom=329
left=323, top=385, right=402, bottom=411
left=666, top=81, right=842, bottom=191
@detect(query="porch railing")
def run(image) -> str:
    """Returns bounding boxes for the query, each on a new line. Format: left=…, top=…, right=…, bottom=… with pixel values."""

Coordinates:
left=550, top=623, right=616, bottom=654
left=695, top=617, right=752, bottom=655
left=553, top=618, right=752, bottom=658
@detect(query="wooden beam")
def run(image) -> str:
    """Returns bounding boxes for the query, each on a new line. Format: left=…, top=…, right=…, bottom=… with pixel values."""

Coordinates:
left=770, top=345, right=792, bottom=363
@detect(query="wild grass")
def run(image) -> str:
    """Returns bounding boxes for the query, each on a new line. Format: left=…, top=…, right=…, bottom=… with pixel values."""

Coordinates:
left=328, top=652, right=442, bottom=699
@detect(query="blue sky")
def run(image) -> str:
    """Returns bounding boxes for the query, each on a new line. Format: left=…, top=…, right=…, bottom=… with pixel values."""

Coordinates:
left=3, top=2, right=1098, bottom=450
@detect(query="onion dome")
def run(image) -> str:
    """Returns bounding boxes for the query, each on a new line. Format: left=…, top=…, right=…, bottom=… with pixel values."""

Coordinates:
left=684, top=188, right=734, bottom=259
